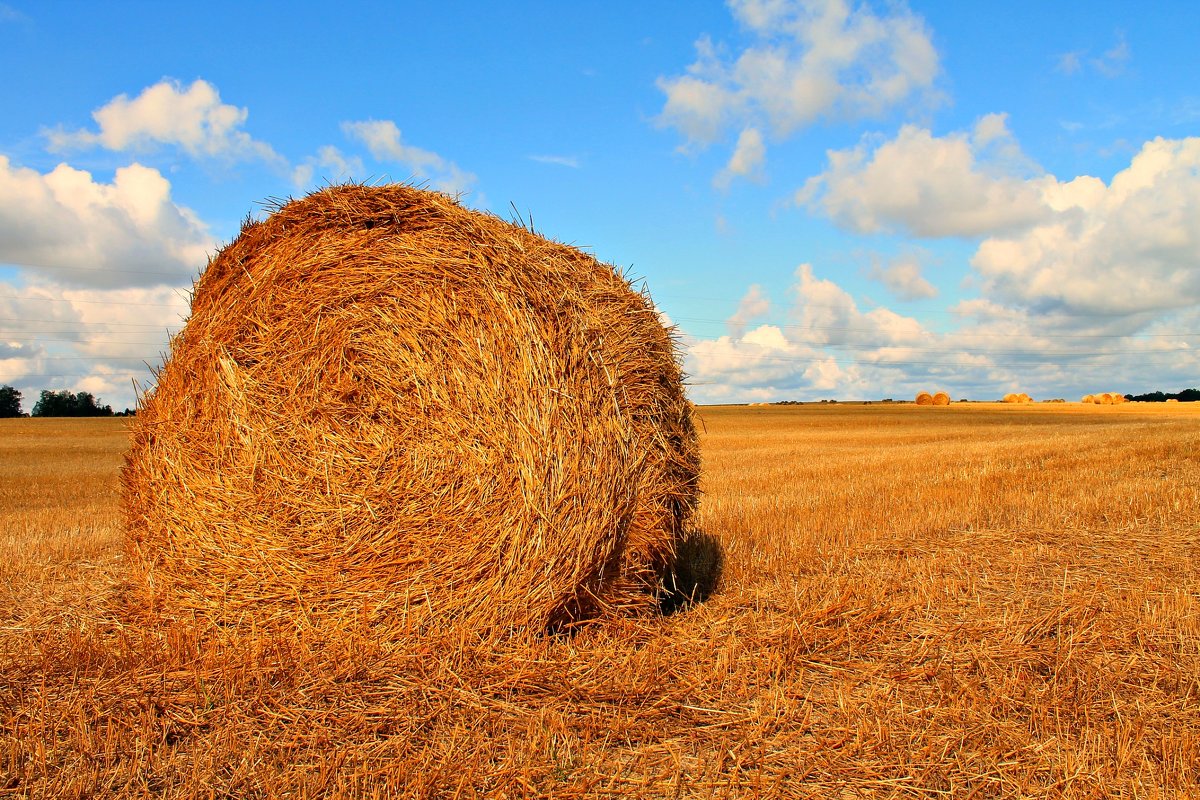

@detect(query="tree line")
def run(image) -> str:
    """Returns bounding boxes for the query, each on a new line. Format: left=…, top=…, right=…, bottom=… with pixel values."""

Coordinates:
left=0, top=386, right=136, bottom=418
left=1125, top=388, right=1200, bottom=403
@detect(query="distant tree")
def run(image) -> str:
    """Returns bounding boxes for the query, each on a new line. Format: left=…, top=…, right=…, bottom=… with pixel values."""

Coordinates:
left=0, top=385, right=22, bottom=418
left=1126, top=388, right=1198, bottom=403
left=31, top=389, right=114, bottom=417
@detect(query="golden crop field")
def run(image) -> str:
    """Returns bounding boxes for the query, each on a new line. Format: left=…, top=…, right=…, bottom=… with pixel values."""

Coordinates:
left=2, top=404, right=1199, bottom=798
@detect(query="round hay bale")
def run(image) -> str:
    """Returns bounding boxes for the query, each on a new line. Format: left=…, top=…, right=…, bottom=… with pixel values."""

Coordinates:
left=1002, top=393, right=1018, bottom=403
left=1112, top=393, right=1126, bottom=404
left=915, top=391, right=934, bottom=406
left=1082, top=394, right=1094, bottom=404
left=1019, top=393, right=1032, bottom=403
left=1099, top=392, right=1115, bottom=405
left=122, top=184, right=700, bottom=637
left=932, top=391, right=951, bottom=406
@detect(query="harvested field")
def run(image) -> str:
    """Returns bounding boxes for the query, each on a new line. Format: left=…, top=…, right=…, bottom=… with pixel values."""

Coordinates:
left=3, top=403, right=1199, bottom=797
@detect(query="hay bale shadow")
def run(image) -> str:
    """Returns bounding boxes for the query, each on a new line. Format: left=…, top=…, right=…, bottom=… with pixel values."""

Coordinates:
left=659, top=531, right=724, bottom=615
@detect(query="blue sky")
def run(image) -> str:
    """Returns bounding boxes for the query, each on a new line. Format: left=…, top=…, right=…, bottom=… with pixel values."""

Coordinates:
left=1, top=1, right=1198, bottom=408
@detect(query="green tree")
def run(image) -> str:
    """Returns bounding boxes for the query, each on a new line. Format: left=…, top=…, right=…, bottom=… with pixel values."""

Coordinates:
left=0, top=385, right=22, bottom=418
left=31, top=389, right=114, bottom=417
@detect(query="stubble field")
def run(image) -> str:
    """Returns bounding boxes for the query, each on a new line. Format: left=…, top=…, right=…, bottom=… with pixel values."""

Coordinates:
left=2, top=403, right=1198, bottom=798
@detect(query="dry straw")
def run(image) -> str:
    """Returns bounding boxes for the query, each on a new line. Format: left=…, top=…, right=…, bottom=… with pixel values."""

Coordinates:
left=1085, top=393, right=1126, bottom=405
left=122, top=184, right=701, bottom=638
left=915, top=391, right=934, bottom=406
left=932, top=391, right=951, bottom=406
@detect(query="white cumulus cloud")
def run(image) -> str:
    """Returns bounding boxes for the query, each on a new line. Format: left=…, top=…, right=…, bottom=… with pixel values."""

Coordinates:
left=0, top=156, right=215, bottom=288
left=798, top=115, right=1048, bottom=237
left=801, top=122, right=1200, bottom=316
left=680, top=258, right=1200, bottom=404
left=0, top=279, right=188, bottom=411
left=657, top=0, right=940, bottom=151
left=869, top=255, right=937, bottom=301
left=686, top=263, right=941, bottom=402
left=342, top=120, right=476, bottom=194
left=292, top=145, right=365, bottom=188
left=727, top=283, right=771, bottom=338
left=973, top=136, right=1200, bottom=315
left=681, top=255, right=1200, bottom=404
left=46, top=79, right=283, bottom=165
left=715, top=127, right=767, bottom=188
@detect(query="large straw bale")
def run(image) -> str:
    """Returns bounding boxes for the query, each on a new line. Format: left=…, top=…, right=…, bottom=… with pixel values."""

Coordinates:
left=1002, top=393, right=1019, bottom=403
left=932, top=391, right=951, bottom=406
left=1099, top=392, right=1115, bottom=405
left=1082, top=394, right=1095, bottom=404
left=122, top=184, right=700, bottom=637
left=915, top=391, right=934, bottom=406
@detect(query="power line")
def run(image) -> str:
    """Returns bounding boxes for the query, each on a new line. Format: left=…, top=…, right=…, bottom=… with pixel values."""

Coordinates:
left=0, top=316, right=183, bottom=329
left=0, top=262, right=199, bottom=279
left=2, top=311, right=1195, bottom=340
left=682, top=349, right=1192, bottom=371
left=0, top=292, right=188, bottom=308
left=0, top=334, right=171, bottom=346
left=4, top=336, right=1190, bottom=360
left=9, top=355, right=158, bottom=362
left=672, top=315, right=1200, bottom=340
left=655, top=291, right=1200, bottom=320
left=4, top=348, right=1191, bottom=372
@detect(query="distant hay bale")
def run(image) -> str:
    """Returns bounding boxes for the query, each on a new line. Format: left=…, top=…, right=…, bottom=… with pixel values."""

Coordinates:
left=1019, top=393, right=1032, bottom=403
left=915, top=391, right=934, bottom=406
left=1082, top=394, right=1095, bottom=404
left=1002, top=393, right=1020, bottom=403
left=1112, top=393, right=1127, bottom=404
left=122, top=184, right=700, bottom=637
left=932, top=391, right=951, bottom=406
left=1099, top=393, right=1115, bottom=405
